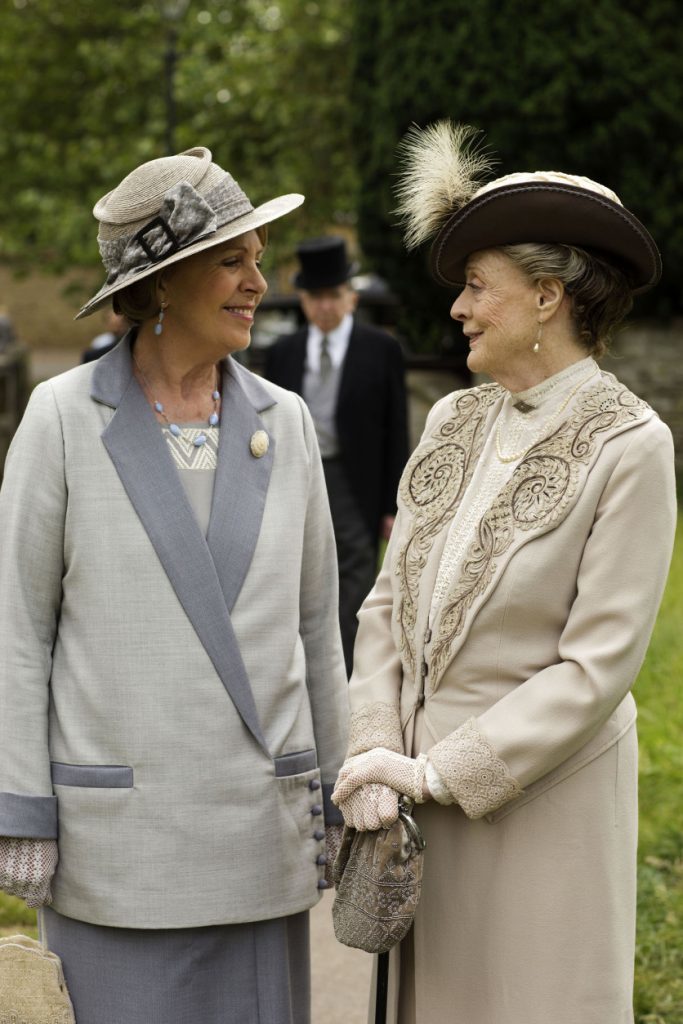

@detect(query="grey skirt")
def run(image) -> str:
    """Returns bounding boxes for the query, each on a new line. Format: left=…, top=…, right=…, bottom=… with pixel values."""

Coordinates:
left=40, top=906, right=310, bottom=1024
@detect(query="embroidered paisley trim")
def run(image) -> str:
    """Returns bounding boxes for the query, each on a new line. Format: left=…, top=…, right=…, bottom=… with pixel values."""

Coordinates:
left=428, top=718, right=522, bottom=819
left=395, top=384, right=503, bottom=675
left=396, top=374, right=649, bottom=684
left=348, top=702, right=404, bottom=757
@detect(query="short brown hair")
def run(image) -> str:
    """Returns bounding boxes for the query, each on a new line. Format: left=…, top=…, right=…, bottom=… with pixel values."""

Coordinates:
left=500, top=243, right=634, bottom=359
left=113, top=272, right=162, bottom=325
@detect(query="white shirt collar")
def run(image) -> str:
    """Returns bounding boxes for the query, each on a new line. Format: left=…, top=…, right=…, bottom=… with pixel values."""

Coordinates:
left=510, top=356, right=597, bottom=412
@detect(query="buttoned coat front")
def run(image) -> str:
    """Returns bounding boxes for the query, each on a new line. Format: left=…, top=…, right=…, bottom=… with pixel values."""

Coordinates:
left=0, top=338, right=348, bottom=929
left=347, top=373, right=676, bottom=1024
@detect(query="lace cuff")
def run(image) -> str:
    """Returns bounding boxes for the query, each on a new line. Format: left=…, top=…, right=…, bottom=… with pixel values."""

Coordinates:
left=347, top=701, right=403, bottom=757
left=428, top=718, right=522, bottom=819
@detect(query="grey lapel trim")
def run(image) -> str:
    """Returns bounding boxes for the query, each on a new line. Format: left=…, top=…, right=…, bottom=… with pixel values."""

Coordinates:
left=93, top=338, right=269, bottom=754
left=207, top=359, right=277, bottom=612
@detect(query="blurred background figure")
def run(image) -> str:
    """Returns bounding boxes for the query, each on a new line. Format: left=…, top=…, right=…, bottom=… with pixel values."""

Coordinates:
left=0, top=308, right=17, bottom=354
left=80, top=309, right=129, bottom=363
left=264, top=236, right=409, bottom=676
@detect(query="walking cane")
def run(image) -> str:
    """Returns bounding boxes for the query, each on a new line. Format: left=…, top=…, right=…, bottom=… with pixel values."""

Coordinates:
left=375, top=951, right=389, bottom=1024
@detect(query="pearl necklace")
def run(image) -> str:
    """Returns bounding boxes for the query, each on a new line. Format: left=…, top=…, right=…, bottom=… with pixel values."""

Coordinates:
left=133, top=354, right=220, bottom=448
left=495, top=368, right=598, bottom=464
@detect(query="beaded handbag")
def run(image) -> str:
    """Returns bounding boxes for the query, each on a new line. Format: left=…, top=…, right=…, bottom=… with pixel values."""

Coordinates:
left=332, top=798, right=426, bottom=954
left=0, top=935, right=75, bottom=1024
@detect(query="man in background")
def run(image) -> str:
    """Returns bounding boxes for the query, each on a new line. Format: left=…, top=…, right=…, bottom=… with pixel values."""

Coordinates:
left=81, top=310, right=128, bottom=363
left=264, top=236, right=408, bottom=676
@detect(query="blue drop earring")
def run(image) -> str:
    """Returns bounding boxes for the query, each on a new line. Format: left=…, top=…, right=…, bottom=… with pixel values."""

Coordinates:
left=154, top=303, right=167, bottom=337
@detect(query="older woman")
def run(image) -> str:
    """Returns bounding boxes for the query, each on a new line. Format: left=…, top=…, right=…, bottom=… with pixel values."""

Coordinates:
left=332, top=123, right=676, bottom=1024
left=0, top=147, right=348, bottom=1024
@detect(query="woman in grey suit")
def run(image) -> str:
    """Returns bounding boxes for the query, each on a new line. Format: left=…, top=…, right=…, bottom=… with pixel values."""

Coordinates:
left=331, top=123, right=676, bottom=1023
left=0, top=147, right=348, bottom=1023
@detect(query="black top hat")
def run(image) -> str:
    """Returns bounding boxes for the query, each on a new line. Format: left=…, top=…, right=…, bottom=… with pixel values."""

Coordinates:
left=294, top=236, right=360, bottom=290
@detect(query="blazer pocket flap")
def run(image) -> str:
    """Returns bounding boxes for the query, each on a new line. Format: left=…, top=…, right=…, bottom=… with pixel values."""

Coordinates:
left=273, top=749, right=317, bottom=777
left=51, top=763, right=134, bottom=788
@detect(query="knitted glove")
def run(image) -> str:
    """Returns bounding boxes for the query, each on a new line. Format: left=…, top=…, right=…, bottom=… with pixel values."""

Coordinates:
left=336, top=783, right=400, bottom=831
left=333, top=748, right=428, bottom=807
left=0, top=837, right=58, bottom=908
left=323, top=824, right=344, bottom=886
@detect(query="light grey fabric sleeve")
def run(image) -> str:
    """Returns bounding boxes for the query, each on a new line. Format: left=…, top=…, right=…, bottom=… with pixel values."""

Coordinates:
left=294, top=395, right=348, bottom=823
left=0, top=383, right=65, bottom=818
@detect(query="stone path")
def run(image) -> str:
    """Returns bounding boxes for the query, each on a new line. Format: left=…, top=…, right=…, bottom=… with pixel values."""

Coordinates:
left=311, top=892, right=372, bottom=1023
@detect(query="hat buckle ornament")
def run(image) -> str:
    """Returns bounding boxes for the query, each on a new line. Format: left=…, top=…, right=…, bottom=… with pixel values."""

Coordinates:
left=77, top=147, right=304, bottom=319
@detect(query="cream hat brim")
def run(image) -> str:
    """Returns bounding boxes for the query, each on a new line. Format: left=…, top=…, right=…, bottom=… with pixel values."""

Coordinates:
left=76, top=193, right=304, bottom=320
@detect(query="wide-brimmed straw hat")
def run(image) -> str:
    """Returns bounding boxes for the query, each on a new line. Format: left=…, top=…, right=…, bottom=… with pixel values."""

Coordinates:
left=76, top=147, right=304, bottom=319
left=395, top=122, right=661, bottom=294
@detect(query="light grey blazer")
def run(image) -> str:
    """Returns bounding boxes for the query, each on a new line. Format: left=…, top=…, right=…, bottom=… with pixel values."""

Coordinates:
left=0, top=337, right=348, bottom=929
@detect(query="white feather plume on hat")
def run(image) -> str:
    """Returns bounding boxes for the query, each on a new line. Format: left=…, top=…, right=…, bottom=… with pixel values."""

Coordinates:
left=394, top=121, right=495, bottom=250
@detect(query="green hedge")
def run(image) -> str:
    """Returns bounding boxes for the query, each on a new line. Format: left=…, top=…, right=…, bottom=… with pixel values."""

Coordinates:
left=351, top=0, right=683, bottom=353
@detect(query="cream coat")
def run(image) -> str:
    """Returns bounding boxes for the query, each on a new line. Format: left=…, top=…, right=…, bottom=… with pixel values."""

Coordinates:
left=348, top=372, right=676, bottom=1024
left=0, top=338, right=348, bottom=929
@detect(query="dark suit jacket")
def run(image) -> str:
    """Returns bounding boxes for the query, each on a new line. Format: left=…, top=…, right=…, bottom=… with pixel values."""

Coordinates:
left=264, top=319, right=408, bottom=543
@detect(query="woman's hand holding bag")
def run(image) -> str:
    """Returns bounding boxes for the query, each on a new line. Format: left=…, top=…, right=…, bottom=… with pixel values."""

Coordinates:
left=334, top=782, right=400, bottom=831
left=332, top=748, right=428, bottom=816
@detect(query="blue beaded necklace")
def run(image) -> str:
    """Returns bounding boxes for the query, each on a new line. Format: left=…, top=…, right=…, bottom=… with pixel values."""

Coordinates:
left=134, top=353, right=220, bottom=448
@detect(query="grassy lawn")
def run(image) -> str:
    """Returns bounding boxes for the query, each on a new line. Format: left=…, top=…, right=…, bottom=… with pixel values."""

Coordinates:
left=2, top=527, right=682, bottom=1020
left=633, top=516, right=683, bottom=1023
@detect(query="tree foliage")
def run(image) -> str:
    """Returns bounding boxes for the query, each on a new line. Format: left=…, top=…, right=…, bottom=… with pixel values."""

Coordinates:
left=0, top=0, right=357, bottom=282
left=351, top=0, right=683, bottom=352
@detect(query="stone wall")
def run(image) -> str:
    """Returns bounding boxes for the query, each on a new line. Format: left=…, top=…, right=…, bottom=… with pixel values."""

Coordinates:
left=0, top=265, right=99, bottom=352
left=602, top=320, right=683, bottom=481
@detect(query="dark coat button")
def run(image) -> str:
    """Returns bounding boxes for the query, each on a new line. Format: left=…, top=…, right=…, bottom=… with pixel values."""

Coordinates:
left=313, top=829, right=325, bottom=841
left=317, top=879, right=330, bottom=890
left=310, top=804, right=323, bottom=816
left=316, top=853, right=327, bottom=866
left=308, top=779, right=321, bottom=791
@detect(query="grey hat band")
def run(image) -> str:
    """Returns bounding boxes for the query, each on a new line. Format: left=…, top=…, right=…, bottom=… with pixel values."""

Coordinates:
left=99, top=178, right=254, bottom=287
left=76, top=145, right=304, bottom=319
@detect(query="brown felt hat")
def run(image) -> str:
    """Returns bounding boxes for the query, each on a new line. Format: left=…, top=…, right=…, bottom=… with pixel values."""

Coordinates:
left=429, top=172, right=661, bottom=294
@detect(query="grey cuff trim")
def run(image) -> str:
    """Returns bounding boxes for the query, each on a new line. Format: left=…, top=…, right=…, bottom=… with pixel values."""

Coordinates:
left=0, top=792, right=59, bottom=839
left=322, top=783, right=343, bottom=826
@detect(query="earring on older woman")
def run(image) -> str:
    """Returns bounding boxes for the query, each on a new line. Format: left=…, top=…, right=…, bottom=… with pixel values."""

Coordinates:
left=533, top=321, right=543, bottom=353
left=154, top=303, right=167, bottom=337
